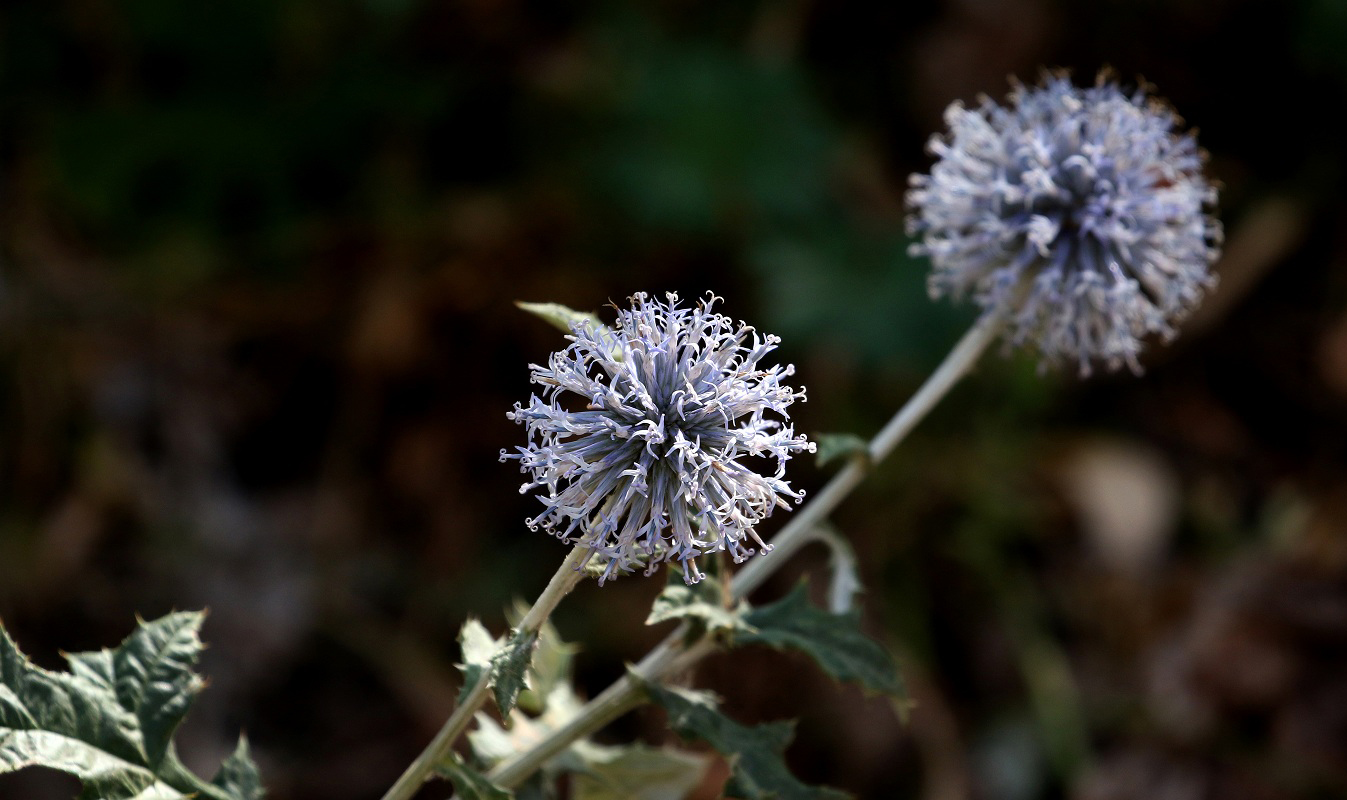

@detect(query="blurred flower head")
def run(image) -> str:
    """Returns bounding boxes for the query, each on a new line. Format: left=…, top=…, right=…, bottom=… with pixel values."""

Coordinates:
left=906, top=71, right=1223, bottom=375
left=502, top=292, right=814, bottom=584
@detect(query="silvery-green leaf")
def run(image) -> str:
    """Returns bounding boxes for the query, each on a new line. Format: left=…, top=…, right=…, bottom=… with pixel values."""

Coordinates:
left=1, top=614, right=263, bottom=800
left=457, top=619, right=499, bottom=706
left=636, top=677, right=849, bottom=800
left=646, top=575, right=754, bottom=640
left=515, top=302, right=605, bottom=336
left=569, top=741, right=710, bottom=800
left=740, top=584, right=902, bottom=697
left=467, top=711, right=517, bottom=766
left=468, top=628, right=585, bottom=770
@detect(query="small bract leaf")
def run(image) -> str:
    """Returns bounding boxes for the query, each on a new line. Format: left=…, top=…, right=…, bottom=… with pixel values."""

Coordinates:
left=740, top=584, right=903, bottom=697
left=813, top=433, right=871, bottom=469
left=491, top=629, right=539, bottom=717
left=515, top=302, right=605, bottom=336
left=569, top=741, right=710, bottom=800
left=0, top=614, right=263, bottom=800
left=646, top=575, right=754, bottom=640
left=815, top=525, right=862, bottom=614
left=636, top=677, right=849, bottom=800
left=467, top=710, right=518, bottom=767
left=458, top=619, right=499, bottom=706
left=436, top=752, right=513, bottom=800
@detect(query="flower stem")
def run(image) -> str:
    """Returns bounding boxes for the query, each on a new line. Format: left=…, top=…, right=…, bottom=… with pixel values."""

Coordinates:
left=731, top=311, right=1002, bottom=598
left=485, top=314, right=1003, bottom=789
left=380, top=543, right=592, bottom=800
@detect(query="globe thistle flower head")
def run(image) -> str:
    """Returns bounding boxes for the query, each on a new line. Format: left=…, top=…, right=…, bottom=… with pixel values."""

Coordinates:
left=906, top=71, right=1222, bottom=375
left=502, top=292, right=814, bottom=585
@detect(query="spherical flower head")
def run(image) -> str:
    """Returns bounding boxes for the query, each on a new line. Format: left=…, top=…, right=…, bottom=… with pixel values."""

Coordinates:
left=906, top=72, right=1223, bottom=375
left=502, top=292, right=815, bottom=585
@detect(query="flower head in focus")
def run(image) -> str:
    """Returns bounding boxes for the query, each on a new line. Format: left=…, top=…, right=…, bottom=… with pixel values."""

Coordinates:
left=502, top=292, right=814, bottom=584
left=906, top=71, right=1222, bottom=375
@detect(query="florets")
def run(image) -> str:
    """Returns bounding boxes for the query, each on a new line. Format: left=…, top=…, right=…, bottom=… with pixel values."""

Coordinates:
left=906, top=72, right=1222, bottom=375
left=502, top=292, right=814, bottom=584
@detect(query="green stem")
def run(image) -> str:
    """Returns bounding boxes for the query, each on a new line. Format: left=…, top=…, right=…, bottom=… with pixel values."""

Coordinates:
left=485, top=314, right=1004, bottom=789
left=380, top=544, right=592, bottom=800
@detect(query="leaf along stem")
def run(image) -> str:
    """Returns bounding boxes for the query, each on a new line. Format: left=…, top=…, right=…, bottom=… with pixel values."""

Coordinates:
left=380, top=543, right=592, bottom=800
left=484, top=314, right=1004, bottom=789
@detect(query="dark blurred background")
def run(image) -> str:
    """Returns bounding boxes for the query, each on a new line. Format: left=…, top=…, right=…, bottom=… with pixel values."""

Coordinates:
left=3, top=1, right=1347, bottom=798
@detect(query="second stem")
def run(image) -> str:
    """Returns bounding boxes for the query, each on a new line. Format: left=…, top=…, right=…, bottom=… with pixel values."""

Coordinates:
left=486, top=313, right=1004, bottom=789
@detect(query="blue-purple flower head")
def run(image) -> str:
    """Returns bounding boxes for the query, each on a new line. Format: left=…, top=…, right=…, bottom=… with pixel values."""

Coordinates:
left=907, top=72, right=1222, bottom=375
left=502, top=292, right=814, bottom=585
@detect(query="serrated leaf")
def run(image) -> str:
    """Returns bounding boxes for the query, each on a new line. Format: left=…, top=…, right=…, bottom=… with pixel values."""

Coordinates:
left=505, top=602, right=580, bottom=715
left=0, top=614, right=263, bottom=800
left=813, top=433, right=871, bottom=469
left=436, top=752, right=513, bottom=800
left=637, top=678, right=849, bottom=800
left=646, top=575, right=754, bottom=640
left=490, top=629, right=539, bottom=717
left=65, top=650, right=117, bottom=692
left=569, top=741, right=710, bottom=800
left=740, top=584, right=902, bottom=697
left=468, top=613, right=585, bottom=771
left=458, top=619, right=499, bottom=706
left=113, top=613, right=205, bottom=767
left=515, top=302, right=604, bottom=336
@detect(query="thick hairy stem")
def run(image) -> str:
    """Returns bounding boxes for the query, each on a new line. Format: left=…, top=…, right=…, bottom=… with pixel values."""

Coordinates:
left=381, top=543, right=592, bottom=800
left=485, top=314, right=1003, bottom=789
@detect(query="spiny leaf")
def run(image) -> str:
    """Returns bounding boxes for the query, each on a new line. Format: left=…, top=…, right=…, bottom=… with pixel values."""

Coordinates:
left=740, top=584, right=902, bottom=697
left=515, top=302, right=604, bottom=336
left=646, top=575, right=754, bottom=641
left=114, top=613, right=206, bottom=767
left=457, top=619, right=499, bottom=706
left=568, top=741, right=710, bottom=800
left=436, top=752, right=512, bottom=800
left=491, top=629, right=539, bottom=717
left=0, top=614, right=263, bottom=800
left=636, top=677, right=849, bottom=800
left=505, top=602, right=580, bottom=715
left=812, top=433, right=870, bottom=469
left=468, top=617, right=585, bottom=771
left=211, top=737, right=264, bottom=800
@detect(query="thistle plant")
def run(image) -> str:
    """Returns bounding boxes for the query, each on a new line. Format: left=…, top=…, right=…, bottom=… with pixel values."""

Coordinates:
left=907, top=72, right=1222, bottom=375
left=502, top=291, right=814, bottom=585
left=0, top=71, right=1220, bottom=800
